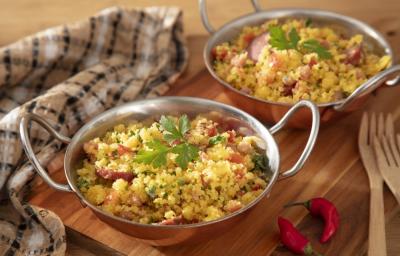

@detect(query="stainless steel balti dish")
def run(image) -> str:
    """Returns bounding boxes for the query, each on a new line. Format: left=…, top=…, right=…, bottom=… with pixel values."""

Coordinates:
left=201, top=0, right=400, bottom=128
left=20, top=97, right=319, bottom=246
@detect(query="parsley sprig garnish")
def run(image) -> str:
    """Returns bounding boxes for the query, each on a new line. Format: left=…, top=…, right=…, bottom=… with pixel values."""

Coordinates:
left=134, top=115, right=199, bottom=169
left=268, top=26, right=332, bottom=59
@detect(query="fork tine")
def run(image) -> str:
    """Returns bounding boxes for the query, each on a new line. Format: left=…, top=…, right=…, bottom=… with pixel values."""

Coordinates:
left=385, top=114, right=400, bottom=166
left=378, top=113, right=385, bottom=138
left=359, top=112, right=368, bottom=145
left=385, top=114, right=395, bottom=137
left=369, top=113, right=376, bottom=145
left=396, top=134, right=400, bottom=164
left=375, top=112, right=396, bottom=166
left=374, top=135, right=390, bottom=168
left=382, top=135, right=396, bottom=166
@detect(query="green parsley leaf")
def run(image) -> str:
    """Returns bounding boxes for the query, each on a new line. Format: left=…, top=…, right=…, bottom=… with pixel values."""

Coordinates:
left=269, top=26, right=292, bottom=50
left=160, top=115, right=191, bottom=144
left=172, top=143, right=199, bottom=169
left=209, top=135, right=226, bottom=145
left=268, top=25, right=332, bottom=60
left=178, top=115, right=190, bottom=135
left=160, top=115, right=182, bottom=142
left=134, top=115, right=200, bottom=169
left=288, top=28, right=300, bottom=50
left=301, top=39, right=332, bottom=59
left=305, top=18, right=312, bottom=27
left=134, top=139, right=169, bottom=168
left=269, top=26, right=299, bottom=50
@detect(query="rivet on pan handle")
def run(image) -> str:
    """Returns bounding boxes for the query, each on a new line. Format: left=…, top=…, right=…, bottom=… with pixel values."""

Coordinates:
left=19, top=113, right=72, bottom=192
left=270, top=100, right=320, bottom=180
left=334, top=64, right=400, bottom=111
left=199, top=0, right=262, bottom=34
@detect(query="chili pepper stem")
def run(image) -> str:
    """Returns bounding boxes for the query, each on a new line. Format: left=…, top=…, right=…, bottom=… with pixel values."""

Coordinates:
left=304, top=244, right=324, bottom=256
left=284, top=201, right=310, bottom=209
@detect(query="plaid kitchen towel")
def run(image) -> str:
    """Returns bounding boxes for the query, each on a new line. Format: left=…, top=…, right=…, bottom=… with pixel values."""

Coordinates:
left=0, top=6, right=188, bottom=255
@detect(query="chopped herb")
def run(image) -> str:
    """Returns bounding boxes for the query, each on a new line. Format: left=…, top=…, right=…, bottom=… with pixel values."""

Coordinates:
left=305, top=18, right=312, bottom=27
left=112, top=150, right=118, bottom=157
left=209, top=135, right=226, bottom=145
left=268, top=25, right=332, bottom=59
left=77, top=178, right=89, bottom=189
left=137, top=133, right=143, bottom=143
left=177, top=178, right=186, bottom=186
left=142, top=170, right=155, bottom=176
left=252, top=153, right=270, bottom=173
left=146, top=185, right=157, bottom=199
left=162, top=192, right=168, bottom=199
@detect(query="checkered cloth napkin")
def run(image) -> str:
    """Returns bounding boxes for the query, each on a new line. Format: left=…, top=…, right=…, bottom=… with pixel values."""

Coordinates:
left=0, top=6, right=187, bottom=255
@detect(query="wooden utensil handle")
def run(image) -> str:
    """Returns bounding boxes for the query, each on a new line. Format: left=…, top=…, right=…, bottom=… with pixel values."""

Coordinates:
left=368, top=182, right=387, bottom=256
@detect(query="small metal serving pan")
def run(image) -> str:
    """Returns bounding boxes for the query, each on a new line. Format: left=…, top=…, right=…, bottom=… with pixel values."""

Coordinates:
left=200, top=0, right=400, bottom=128
left=20, top=97, right=319, bottom=245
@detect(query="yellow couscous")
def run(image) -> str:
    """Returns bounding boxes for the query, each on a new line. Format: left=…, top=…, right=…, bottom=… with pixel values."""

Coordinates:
left=212, top=19, right=391, bottom=104
left=76, top=113, right=270, bottom=225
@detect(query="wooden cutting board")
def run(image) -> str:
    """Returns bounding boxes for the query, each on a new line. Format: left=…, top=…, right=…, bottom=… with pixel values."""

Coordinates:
left=30, top=51, right=400, bottom=256
left=12, top=0, right=398, bottom=255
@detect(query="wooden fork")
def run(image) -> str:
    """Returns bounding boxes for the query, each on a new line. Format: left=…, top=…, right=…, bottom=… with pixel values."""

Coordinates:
left=359, top=112, right=387, bottom=256
left=373, top=113, right=400, bottom=204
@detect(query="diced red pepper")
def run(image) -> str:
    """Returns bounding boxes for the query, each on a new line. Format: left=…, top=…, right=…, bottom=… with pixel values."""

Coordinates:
left=117, top=144, right=132, bottom=155
left=308, top=58, right=317, bottom=67
left=207, top=126, right=217, bottom=137
left=170, top=139, right=182, bottom=146
left=229, top=152, right=243, bottom=164
left=243, top=33, right=255, bottom=44
left=227, top=130, right=236, bottom=143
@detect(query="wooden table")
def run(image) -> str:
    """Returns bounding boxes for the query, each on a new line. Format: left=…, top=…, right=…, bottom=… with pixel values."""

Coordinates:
left=2, top=0, right=400, bottom=255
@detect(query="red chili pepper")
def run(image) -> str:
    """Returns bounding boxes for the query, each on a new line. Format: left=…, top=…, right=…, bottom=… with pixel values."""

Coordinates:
left=285, top=198, right=339, bottom=243
left=278, top=217, right=322, bottom=255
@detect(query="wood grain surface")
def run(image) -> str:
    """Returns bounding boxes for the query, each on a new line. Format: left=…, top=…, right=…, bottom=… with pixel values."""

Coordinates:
left=1, top=0, right=399, bottom=255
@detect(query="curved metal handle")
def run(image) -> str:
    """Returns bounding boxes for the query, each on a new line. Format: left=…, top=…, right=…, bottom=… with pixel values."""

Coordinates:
left=19, top=113, right=72, bottom=192
left=270, top=100, right=320, bottom=179
left=334, top=64, right=400, bottom=111
left=251, top=0, right=262, bottom=12
left=199, top=0, right=260, bottom=34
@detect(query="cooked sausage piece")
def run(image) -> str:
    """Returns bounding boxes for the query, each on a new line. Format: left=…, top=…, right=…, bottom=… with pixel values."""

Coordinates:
left=96, top=168, right=135, bottom=182
left=246, top=32, right=269, bottom=62
left=345, top=45, right=363, bottom=66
